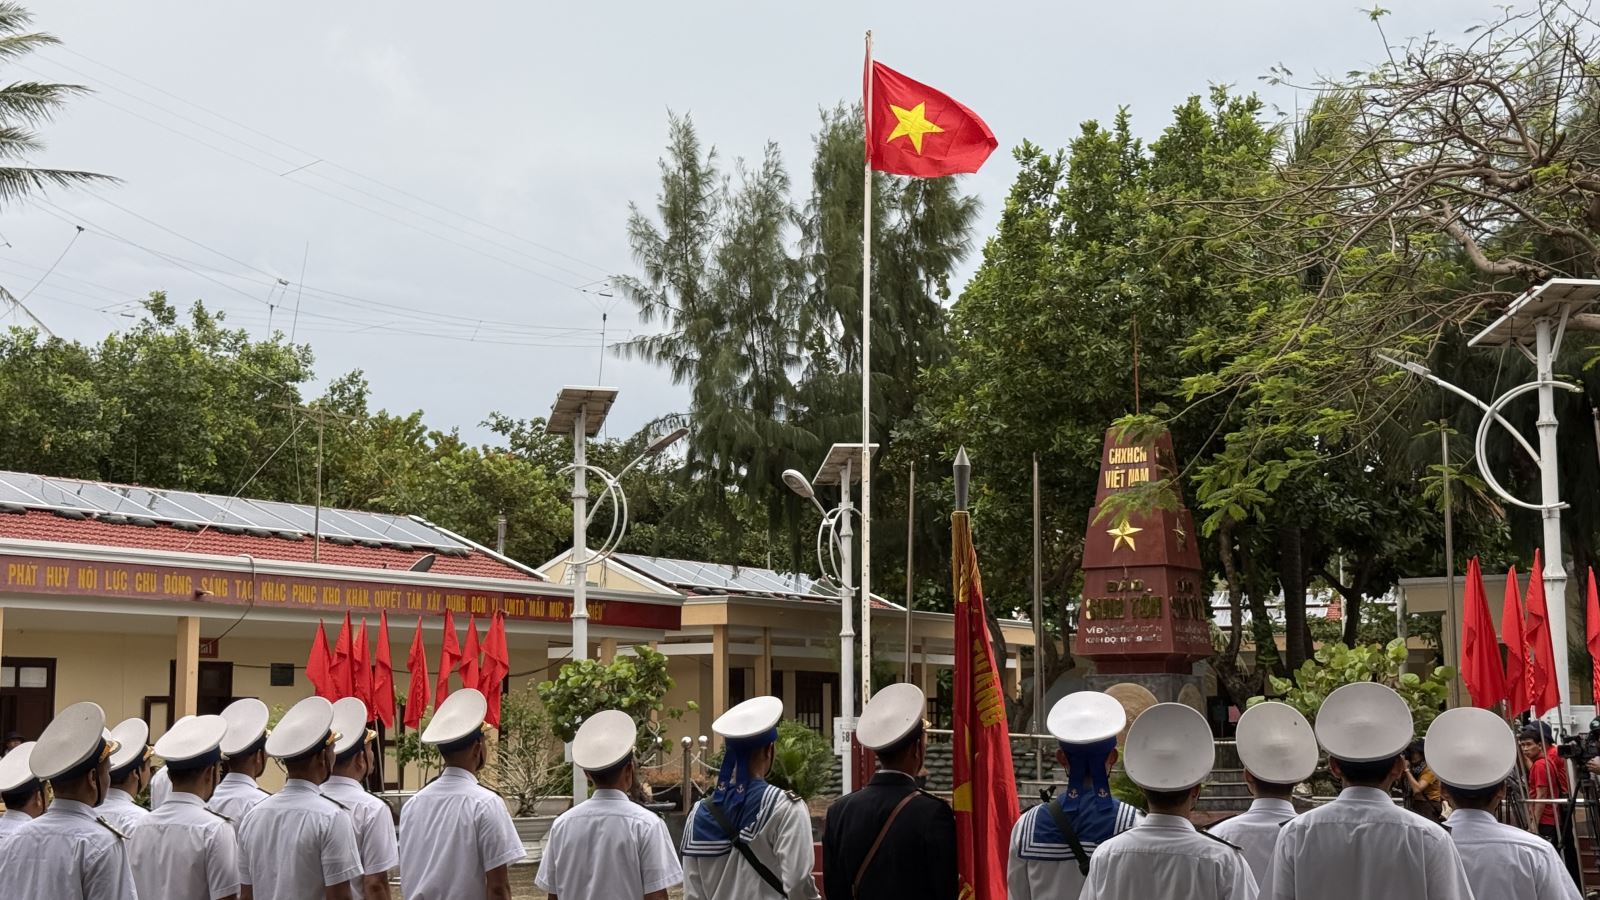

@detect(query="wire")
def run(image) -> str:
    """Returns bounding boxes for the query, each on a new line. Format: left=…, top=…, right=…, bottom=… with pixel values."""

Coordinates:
left=16, top=225, right=84, bottom=304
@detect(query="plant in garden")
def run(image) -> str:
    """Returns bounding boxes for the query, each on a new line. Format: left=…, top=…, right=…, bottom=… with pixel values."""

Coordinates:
left=765, top=720, right=833, bottom=801
left=393, top=716, right=441, bottom=782
left=1250, top=639, right=1455, bottom=732
left=537, top=645, right=691, bottom=763
left=488, top=688, right=570, bottom=816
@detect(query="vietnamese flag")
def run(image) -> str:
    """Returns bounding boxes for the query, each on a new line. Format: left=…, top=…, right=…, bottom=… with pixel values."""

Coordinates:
left=435, top=609, right=460, bottom=707
left=404, top=618, right=430, bottom=730
left=1587, top=569, right=1600, bottom=709
left=866, top=58, right=996, bottom=178
left=1525, top=550, right=1562, bottom=715
left=950, top=503, right=1019, bottom=900
left=1460, top=557, right=1508, bottom=709
left=373, top=612, right=396, bottom=728
left=332, top=613, right=355, bottom=700
left=481, top=611, right=511, bottom=727
left=307, top=620, right=336, bottom=701
left=460, top=613, right=481, bottom=692
left=353, top=618, right=373, bottom=711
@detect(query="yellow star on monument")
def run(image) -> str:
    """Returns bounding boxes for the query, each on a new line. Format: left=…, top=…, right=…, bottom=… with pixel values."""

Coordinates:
left=887, top=102, right=944, bottom=154
left=1107, top=519, right=1143, bottom=552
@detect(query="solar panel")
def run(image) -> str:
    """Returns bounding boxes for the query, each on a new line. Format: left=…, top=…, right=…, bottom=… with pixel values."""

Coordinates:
left=615, top=553, right=837, bottom=600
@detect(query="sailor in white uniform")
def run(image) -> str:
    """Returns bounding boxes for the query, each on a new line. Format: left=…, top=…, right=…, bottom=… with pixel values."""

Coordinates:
left=149, top=764, right=172, bottom=810
left=237, top=696, right=362, bottom=900
left=1079, top=702, right=1256, bottom=900
left=98, top=718, right=152, bottom=838
left=209, top=698, right=272, bottom=829
left=128, top=714, right=241, bottom=900
left=1007, top=691, right=1140, bottom=899
left=1260, top=682, right=1473, bottom=900
left=683, top=695, right=820, bottom=900
left=0, top=701, right=137, bottom=899
left=0, top=740, right=43, bottom=847
left=536, top=709, right=684, bottom=900
left=1428, top=707, right=1581, bottom=900
left=322, top=697, right=399, bottom=900
left=1209, top=702, right=1318, bottom=886
left=397, top=688, right=526, bottom=900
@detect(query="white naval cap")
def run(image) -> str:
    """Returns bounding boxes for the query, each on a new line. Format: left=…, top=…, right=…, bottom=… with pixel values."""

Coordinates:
left=1047, top=691, right=1126, bottom=745
left=219, top=698, right=271, bottom=758
left=712, top=696, right=784, bottom=742
left=108, top=718, right=152, bottom=776
left=1315, top=682, right=1414, bottom=762
left=154, top=715, right=229, bottom=772
left=856, top=684, right=926, bottom=751
left=0, top=741, right=37, bottom=793
left=422, top=688, right=489, bottom=750
left=266, top=696, right=336, bottom=760
left=573, top=710, right=637, bottom=771
left=31, top=701, right=117, bottom=782
left=331, top=697, right=374, bottom=759
left=1124, top=702, right=1214, bottom=791
left=1425, top=707, right=1517, bottom=791
left=1236, top=702, right=1318, bottom=785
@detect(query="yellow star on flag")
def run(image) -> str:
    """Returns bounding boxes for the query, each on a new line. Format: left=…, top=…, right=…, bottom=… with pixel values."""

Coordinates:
left=1107, top=519, right=1143, bottom=552
left=887, top=102, right=944, bottom=154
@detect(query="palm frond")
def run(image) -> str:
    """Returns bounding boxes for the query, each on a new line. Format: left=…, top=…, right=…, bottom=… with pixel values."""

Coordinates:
left=0, top=81, right=86, bottom=124
left=0, top=165, right=117, bottom=206
left=0, top=31, right=58, bottom=63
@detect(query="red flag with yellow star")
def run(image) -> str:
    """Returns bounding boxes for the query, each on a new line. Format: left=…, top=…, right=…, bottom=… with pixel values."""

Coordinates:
left=867, top=60, right=997, bottom=178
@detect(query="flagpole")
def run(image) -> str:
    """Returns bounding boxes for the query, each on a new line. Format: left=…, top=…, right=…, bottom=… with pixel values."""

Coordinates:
left=860, top=27, right=874, bottom=711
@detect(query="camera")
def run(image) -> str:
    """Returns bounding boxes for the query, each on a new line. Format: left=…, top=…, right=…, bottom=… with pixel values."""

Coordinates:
left=1556, top=718, right=1600, bottom=768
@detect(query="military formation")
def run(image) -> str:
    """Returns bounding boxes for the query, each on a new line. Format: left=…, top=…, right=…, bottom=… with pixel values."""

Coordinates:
left=0, top=679, right=1579, bottom=899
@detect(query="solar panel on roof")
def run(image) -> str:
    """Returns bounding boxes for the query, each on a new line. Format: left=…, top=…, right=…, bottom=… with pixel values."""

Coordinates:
left=615, top=553, right=839, bottom=601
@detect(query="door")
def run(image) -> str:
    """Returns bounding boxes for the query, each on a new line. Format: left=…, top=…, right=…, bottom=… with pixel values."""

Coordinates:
left=0, top=657, right=56, bottom=742
left=167, top=660, right=235, bottom=724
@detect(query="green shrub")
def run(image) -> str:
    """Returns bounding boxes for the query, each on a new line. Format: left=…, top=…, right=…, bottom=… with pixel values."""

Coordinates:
left=1249, top=638, right=1455, bottom=733
left=538, top=645, right=693, bottom=764
left=767, top=720, right=833, bottom=801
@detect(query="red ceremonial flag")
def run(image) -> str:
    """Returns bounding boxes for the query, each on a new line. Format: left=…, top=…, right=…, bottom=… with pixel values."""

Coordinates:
left=866, top=58, right=996, bottom=178
left=435, top=609, right=460, bottom=707
left=404, top=618, right=430, bottom=730
left=460, top=613, right=481, bottom=692
left=1460, top=557, right=1508, bottom=709
left=1525, top=550, right=1562, bottom=715
left=1502, top=566, right=1527, bottom=710
left=950, top=506, right=1019, bottom=900
left=481, top=611, right=511, bottom=727
left=307, top=620, right=336, bottom=701
left=373, top=612, right=396, bottom=728
left=332, top=613, right=355, bottom=699
left=1587, top=569, right=1600, bottom=709
left=352, top=618, right=372, bottom=711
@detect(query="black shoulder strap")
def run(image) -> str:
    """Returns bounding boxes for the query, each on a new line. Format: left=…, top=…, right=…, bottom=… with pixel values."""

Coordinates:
left=702, top=798, right=786, bottom=896
left=1038, top=789, right=1091, bottom=877
left=1198, top=828, right=1244, bottom=853
left=95, top=816, right=127, bottom=841
left=319, top=792, right=349, bottom=811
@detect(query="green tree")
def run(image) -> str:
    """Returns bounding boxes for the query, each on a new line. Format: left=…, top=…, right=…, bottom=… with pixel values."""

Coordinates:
left=537, top=645, right=690, bottom=759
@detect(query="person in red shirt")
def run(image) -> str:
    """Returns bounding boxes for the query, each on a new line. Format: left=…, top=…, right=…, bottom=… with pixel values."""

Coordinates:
left=1519, top=723, right=1580, bottom=883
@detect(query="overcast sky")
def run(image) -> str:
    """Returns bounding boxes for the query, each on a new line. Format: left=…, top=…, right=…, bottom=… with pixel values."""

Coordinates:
left=3, top=1, right=1509, bottom=442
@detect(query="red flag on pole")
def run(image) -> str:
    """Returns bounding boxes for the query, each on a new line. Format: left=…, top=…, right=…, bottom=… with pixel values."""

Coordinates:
left=1525, top=550, right=1562, bottom=715
left=1502, top=566, right=1528, bottom=710
left=404, top=618, right=430, bottom=730
left=866, top=60, right=997, bottom=178
left=481, top=611, right=511, bottom=727
left=1461, top=557, right=1508, bottom=709
left=460, top=613, right=481, bottom=692
left=352, top=618, right=372, bottom=711
left=950, top=507, right=1019, bottom=900
left=1587, top=569, right=1600, bottom=709
left=435, top=609, right=460, bottom=707
left=307, top=620, right=336, bottom=701
left=332, top=613, right=354, bottom=699
left=373, top=612, right=396, bottom=728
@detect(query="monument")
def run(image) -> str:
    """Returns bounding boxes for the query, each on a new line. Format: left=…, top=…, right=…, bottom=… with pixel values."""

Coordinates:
left=1071, top=427, right=1210, bottom=704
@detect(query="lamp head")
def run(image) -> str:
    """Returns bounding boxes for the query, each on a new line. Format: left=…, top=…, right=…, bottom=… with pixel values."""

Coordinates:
left=646, top=426, right=689, bottom=456
left=782, top=469, right=815, bottom=501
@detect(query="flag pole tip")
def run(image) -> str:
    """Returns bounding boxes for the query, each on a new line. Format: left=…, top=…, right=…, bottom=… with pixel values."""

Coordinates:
left=953, top=447, right=971, bottom=512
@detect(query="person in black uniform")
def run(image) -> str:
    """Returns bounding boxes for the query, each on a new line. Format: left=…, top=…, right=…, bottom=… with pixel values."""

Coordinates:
left=822, top=683, right=957, bottom=900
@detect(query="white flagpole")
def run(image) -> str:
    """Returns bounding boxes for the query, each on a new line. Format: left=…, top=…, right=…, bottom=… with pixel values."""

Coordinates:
left=860, top=29, right=875, bottom=710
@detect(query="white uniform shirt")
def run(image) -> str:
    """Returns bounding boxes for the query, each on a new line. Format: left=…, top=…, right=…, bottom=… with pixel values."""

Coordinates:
left=321, top=774, right=400, bottom=895
left=208, top=772, right=269, bottom=831
left=1260, top=786, right=1473, bottom=900
left=0, top=808, right=32, bottom=843
left=0, top=797, right=137, bottom=899
left=536, top=788, right=683, bottom=899
left=1447, top=807, right=1581, bottom=900
left=1006, top=799, right=1141, bottom=899
left=1209, top=797, right=1297, bottom=886
left=128, top=790, right=241, bottom=900
left=1078, top=813, right=1257, bottom=900
left=237, top=778, right=362, bottom=899
left=98, top=788, right=149, bottom=838
left=397, top=767, right=525, bottom=900
left=149, top=766, right=171, bottom=810
left=683, top=789, right=821, bottom=900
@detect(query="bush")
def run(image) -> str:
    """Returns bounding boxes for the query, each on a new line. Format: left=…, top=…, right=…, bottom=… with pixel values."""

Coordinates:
left=1250, top=638, right=1455, bottom=733
left=538, top=645, right=692, bottom=764
left=490, top=688, right=570, bottom=816
left=767, top=720, right=833, bottom=801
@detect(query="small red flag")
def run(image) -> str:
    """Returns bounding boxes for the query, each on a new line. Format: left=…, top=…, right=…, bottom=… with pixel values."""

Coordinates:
left=460, top=613, right=481, bottom=692
left=866, top=60, right=996, bottom=178
left=1502, top=566, right=1528, bottom=710
left=405, top=618, right=430, bottom=730
left=307, top=620, right=336, bottom=701
left=435, top=609, right=460, bottom=707
left=481, top=611, right=511, bottom=727
left=373, top=612, right=396, bottom=728
left=1588, top=569, right=1600, bottom=710
left=1461, top=557, right=1508, bottom=709
left=1525, top=550, right=1562, bottom=715
left=332, top=613, right=354, bottom=700
left=352, top=618, right=372, bottom=712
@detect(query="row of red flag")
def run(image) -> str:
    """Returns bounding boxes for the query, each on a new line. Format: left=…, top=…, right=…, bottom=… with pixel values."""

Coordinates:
left=1460, top=550, right=1572, bottom=713
left=306, top=608, right=512, bottom=728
